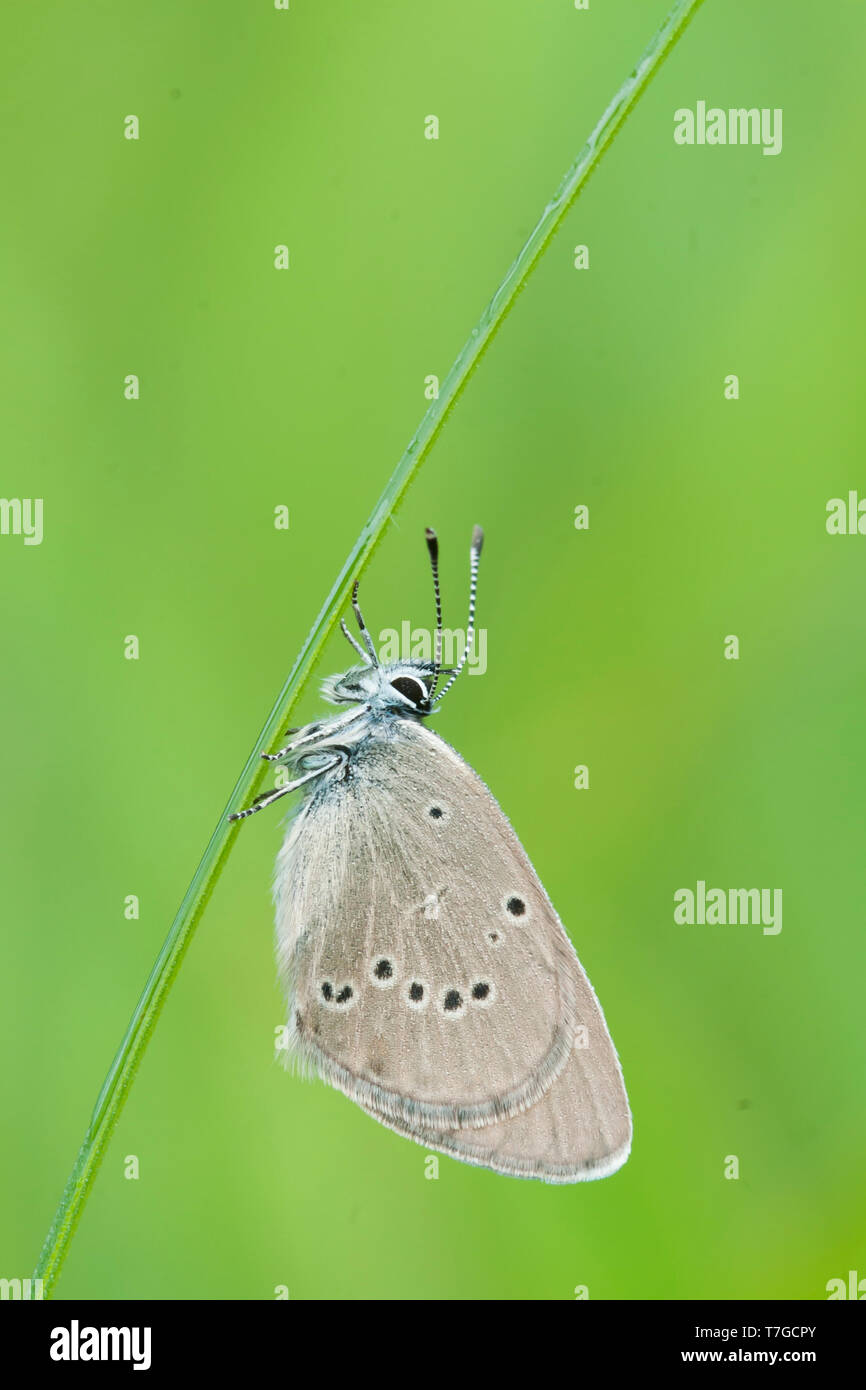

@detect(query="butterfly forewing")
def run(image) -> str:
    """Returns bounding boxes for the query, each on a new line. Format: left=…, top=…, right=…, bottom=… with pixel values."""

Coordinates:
left=275, top=721, right=582, bottom=1131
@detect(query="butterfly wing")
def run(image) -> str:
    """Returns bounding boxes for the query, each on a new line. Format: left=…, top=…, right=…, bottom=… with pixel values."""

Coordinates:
left=356, top=1028, right=632, bottom=1183
left=274, top=719, right=618, bottom=1136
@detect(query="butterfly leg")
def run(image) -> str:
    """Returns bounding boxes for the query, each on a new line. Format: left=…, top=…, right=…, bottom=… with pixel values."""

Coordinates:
left=228, top=755, right=344, bottom=821
left=261, top=704, right=370, bottom=762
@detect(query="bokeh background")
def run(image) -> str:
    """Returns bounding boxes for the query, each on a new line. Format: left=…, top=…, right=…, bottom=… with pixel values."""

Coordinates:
left=1, top=0, right=864, bottom=1300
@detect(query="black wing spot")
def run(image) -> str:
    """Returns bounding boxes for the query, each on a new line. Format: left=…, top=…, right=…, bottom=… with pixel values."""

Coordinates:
left=335, top=985, right=353, bottom=1005
left=471, top=982, right=490, bottom=1001
left=488, top=931, right=500, bottom=943
left=321, top=982, right=333, bottom=1002
left=406, top=979, right=429, bottom=1009
left=429, top=805, right=444, bottom=819
left=374, top=958, right=393, bottom=980
left=443, top=989, right=462, bottom=1012
left=506, top=896, right=526, bottom=917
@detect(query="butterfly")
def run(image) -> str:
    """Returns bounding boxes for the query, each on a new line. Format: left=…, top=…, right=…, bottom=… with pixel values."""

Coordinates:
left=231, top=527, right=631, bottom=1182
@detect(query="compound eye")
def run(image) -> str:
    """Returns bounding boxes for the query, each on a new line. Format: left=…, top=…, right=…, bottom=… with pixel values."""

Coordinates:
left=390, top=675, right=427, bottom=705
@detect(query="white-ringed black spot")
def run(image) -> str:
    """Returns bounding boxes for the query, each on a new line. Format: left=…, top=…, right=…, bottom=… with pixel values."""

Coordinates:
left=470, top=980, right=495, bottom=1007
left=406, top=978, right=429, bottom=1011
left=320, top=979, right=356, bottom=1011
left=370, top=956, right=397, bottom=988
left=425, top=801, right=450, bottom=825
left=433, top=982, right=465, bottom=1018
left=429, top=806, right=444, bottom=819
left=506, top=895, right=526, bottom=917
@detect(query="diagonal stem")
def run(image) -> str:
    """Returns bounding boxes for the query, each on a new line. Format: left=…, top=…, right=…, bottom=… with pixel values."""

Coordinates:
left=33, top=0, right=705, bottom=1297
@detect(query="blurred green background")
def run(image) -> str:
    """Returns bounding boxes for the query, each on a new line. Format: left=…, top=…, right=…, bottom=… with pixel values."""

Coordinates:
left=1, top=0, right=864, bottom=1300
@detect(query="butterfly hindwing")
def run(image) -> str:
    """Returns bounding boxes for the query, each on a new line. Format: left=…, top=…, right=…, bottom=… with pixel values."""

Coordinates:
left=356, top=1025, right=632, bottom=1183
left=274, top=721, right=584, bottom=1131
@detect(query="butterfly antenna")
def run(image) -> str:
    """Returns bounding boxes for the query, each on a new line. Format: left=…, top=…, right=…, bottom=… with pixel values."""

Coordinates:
left=340, top=618, right=369, bottom=664
left=351, top=579, right=380, bottom=666
left=433, top=525, right=483, bottom=704
left=425, top=527, right=443, bottom=697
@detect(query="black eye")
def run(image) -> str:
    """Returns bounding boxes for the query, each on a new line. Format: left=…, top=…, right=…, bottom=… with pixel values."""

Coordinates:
left=390, top=675, right=427, bottom=705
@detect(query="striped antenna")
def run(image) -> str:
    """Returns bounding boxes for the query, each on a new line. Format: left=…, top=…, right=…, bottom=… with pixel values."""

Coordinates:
left=340, top=617, right=370, bottom=664
left=351, top=579, right=379, bottom=666
left=425, top=527, right=444, bottom=697
left=433, top=525, right=483, bottom=705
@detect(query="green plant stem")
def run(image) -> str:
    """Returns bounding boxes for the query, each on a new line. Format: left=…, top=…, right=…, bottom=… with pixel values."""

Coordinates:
left=34, top=0, right=705, bottom=1297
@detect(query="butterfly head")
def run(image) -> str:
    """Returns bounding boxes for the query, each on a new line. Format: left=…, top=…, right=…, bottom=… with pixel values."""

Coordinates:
left=331, top=525, right=483, bottom=715
left=324, top=658, right=450, bottom=717
left=230, top=526, right=484, bottom=821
